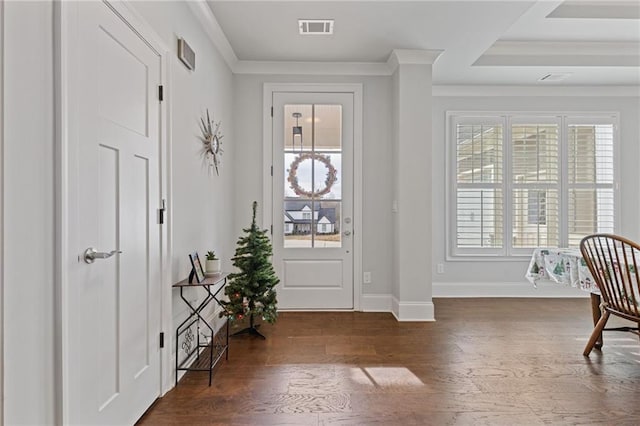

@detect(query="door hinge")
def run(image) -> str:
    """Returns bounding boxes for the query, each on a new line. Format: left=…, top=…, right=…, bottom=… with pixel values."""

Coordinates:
left=159, top=332, right=165, bottom=348
left=158, top=199, right=166, bottom=224
left=271, top=106, right=273, bottom=117
left=158, top=85, right=164, bottom=102
left=270, top=225, right=273, bottom=235
left=270, top=165, right=273, bottom=176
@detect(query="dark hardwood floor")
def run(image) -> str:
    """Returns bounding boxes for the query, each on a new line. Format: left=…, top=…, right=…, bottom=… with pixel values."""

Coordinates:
left=138, top=298, right=640, bottom=425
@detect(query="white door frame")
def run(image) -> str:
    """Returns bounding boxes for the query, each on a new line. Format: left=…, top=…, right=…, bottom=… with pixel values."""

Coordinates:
left=54, top=1, right=173, bottom=423
left=263, top=83, right=363, bottom=310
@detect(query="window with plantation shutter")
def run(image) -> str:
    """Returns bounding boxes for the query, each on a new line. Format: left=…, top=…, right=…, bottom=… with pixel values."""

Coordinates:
left=448, top=113, right=618, bottom=258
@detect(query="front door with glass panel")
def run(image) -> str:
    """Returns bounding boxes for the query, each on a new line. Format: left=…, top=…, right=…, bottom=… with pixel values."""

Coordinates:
left=272, top=92, right=354, bottom=309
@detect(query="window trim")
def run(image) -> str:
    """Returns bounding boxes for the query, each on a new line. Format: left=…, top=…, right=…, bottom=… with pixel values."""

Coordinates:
left=446, top=111, right=620, bottom=260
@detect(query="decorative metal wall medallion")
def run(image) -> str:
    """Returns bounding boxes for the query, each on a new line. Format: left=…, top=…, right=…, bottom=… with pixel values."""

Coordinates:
left=199, top=109, right=224, bottom=175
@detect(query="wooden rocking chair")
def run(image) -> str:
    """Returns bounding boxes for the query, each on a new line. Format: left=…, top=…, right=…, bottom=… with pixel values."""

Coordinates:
left=580, top=234, right=640, bottom=356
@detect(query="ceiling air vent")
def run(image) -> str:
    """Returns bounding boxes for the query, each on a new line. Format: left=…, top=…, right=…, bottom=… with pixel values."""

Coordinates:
left=299, top=19, right=334, bottom=35
left=538, top=73, right=573, bottom=82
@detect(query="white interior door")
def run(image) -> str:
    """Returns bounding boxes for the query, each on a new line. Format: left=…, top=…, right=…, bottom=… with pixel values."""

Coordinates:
left=272, top=92, right=354, bottom=309
left=66, top=2, right=162, bottom=424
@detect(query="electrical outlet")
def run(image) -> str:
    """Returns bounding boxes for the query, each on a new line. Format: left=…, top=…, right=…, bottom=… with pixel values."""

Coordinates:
left=363, top=271, right=372, bottom=284
left=437, top=263, right=444, bottom=274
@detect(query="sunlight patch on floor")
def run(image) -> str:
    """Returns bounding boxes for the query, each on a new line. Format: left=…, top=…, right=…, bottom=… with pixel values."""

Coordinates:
left=349, top=367, right=424, bottom=387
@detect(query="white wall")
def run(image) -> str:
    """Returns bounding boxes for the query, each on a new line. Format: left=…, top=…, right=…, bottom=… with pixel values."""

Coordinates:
left=131, top=0, right=235, bottom=284
left=129, top=0, right=235, bottom=384
left=233, top=74, right=394, bottom=299
left=3, top=1, right=57, bottom=424
left=432, top=94, right=640, bottom=296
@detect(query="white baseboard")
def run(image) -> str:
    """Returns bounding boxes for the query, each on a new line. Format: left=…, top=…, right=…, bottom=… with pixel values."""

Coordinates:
left=360, top=282, right=588, bottom=321
left=392, top=297, right=435, bottom=321
left=361, top=294, right=393, bottom=312
left=432, top=281, right=591, bottom=298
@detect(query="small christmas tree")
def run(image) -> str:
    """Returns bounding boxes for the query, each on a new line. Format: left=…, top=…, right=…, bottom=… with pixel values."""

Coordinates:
left=220, top=201, right=279, bottom=339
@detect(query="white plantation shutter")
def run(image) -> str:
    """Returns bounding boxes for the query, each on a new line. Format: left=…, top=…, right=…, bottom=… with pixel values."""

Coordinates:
left=511, top=123, right=559, bottom=183
left=449, top=113, right=618, bottom=257
left=511, top=120, right=560, bottom=250
left=567, top=120, right=615, bottom=247
left=454, top=119, right=504, bottom=252
left=513, top=188, right=560, bottom=248
left=456, top=189, right=503, bottom=248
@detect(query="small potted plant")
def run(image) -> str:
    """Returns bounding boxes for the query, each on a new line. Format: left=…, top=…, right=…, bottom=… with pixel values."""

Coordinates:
left=205, top=251, right=220, bottom=275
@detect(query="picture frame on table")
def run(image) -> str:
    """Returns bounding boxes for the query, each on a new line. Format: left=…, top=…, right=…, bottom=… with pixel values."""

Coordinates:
left=188, top=252, right=206, bottom=283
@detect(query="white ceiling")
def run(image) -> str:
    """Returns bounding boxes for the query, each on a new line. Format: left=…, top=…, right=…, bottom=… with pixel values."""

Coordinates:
left=206, top=0, right=640, bottom=86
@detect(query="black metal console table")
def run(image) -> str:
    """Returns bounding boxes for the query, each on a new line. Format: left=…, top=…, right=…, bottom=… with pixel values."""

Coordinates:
left=173, top=272, right=229, bottom=386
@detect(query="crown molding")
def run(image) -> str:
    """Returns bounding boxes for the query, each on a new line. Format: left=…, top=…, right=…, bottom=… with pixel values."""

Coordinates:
left=547, top=1, right=640, bottom=20
left=186, top=0, right=238, bottom=71
left=234, top=60, right=392, bottom=76
left=387, top=49, right=443, bottom=72
left=389, top=49, right=443, bottom=65
left=475, top=41, right=640, bottom=67
left=231, top=49, right=445, bottom=76
left=432, top=85, right=640, bottom=97
left=233, top=49, right=443, bottom=76
left=487, top=41, right=640, bottom=56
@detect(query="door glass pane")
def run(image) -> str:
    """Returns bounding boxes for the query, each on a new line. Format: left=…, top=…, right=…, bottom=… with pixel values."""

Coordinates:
left=283, top=103, right=343, bottom=248
left=313, top=153, right=341, bottom=200
left=314, top=105, right=342, bottom=151
left=314, top=201, right=341, bottom=247
left=284, top=200, right=313, bottom=248
left=284, top=105, right=312, bottom=151
left=285, top=153, right=313, bottom=199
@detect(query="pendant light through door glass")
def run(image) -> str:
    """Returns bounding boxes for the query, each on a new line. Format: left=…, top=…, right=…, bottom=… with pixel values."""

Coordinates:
left=292, top=112, right=303, bottom=151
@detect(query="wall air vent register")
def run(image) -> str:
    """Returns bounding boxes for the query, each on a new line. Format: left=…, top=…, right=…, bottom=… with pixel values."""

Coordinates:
left=298, top=19, right=334, bottom=35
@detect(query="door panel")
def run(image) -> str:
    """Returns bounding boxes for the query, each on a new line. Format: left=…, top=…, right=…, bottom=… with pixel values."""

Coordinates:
left=97, top=24, right=149, bottom=136
left=96, top=145, right=120, bottom=408
left=273, top=92, right=353, bottom=309
left=283, top=260, right=344, bottom=289
left=67, top=2, right=162, bottom=424
left=123, top=155, right=150, bottom=379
